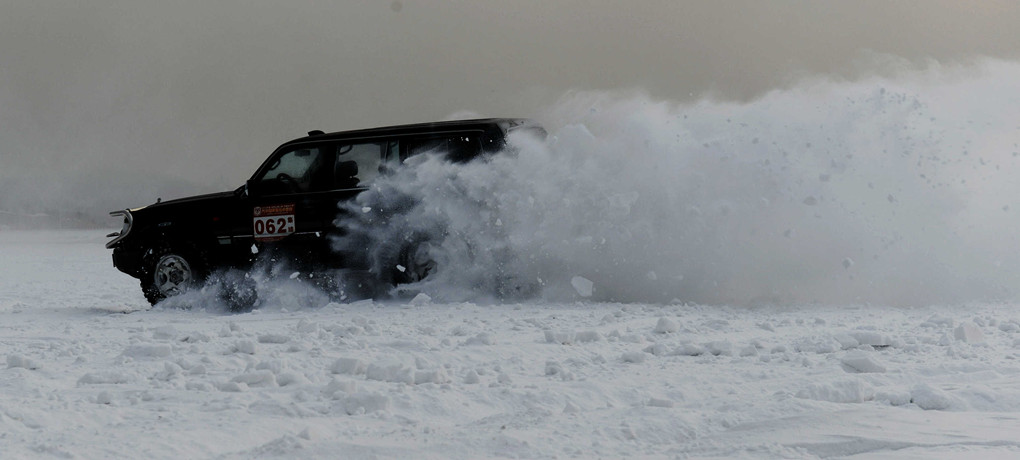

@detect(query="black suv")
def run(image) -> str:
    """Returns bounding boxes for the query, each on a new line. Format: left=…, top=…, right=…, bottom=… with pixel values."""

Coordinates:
left=106, top=118, right=543, bottom=305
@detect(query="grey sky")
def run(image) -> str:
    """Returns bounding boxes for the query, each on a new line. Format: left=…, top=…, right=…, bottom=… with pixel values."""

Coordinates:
left=2, top=1, right=1020, bottom=219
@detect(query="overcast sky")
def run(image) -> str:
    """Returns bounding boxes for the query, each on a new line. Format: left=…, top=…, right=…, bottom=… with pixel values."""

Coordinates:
left=3, top=1, right=1020, bottom=216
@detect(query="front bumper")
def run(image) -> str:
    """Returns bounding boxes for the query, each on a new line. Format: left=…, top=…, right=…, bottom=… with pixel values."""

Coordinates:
left=112, top=246, right=145, bottom=279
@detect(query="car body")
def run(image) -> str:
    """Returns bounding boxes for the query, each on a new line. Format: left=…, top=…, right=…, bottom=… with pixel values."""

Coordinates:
left=106, top=118, right=544, bottom=305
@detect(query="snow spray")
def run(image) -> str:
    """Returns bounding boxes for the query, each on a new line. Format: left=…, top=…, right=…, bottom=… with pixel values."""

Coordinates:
left=337, top=60, right=1020, bottom=306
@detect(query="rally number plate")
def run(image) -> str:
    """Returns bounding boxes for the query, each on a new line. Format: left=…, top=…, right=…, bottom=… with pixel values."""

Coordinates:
left=253, top=204, right=295, bottom=241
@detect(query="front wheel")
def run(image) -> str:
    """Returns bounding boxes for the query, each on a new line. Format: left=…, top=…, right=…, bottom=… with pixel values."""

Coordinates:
left=141, top=248, right=205, bottom=305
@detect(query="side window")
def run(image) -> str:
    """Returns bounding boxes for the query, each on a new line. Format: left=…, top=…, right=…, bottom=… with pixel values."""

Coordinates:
left=257, top=147, right=330, bottom=194
left=336, top=142, right=384, bottom=188
left=405, top=134, right=482, bottom=163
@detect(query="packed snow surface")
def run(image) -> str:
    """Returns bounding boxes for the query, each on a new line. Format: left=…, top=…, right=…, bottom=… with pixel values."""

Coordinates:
left=2, top=231, right=1020, bottom=459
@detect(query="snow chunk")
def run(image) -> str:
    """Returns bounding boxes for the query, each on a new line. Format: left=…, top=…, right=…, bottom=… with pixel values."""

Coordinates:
left=323, top=379, right=358, bottom=398
left=954, top=322, right=986, bottom=344
left=575, top=330, right=603, bottom=343
left=647, top=398, right=675, bottom=408
left=342, top=392, right=390, bottom=415
left=95, top=391, right=113, bottom=405
left=544, top=330, right=575, bottom=345
left=365, top=361, right=415, bottom=385
left=258, top=334, right=290, bottom=344
left=232, top=370, right=277, bottom=387
left=850, top=331, right=894, bottom=348
left=793, top=336, right=841, bottom=354
left=152, top=326, right=178, bottom=341
left=673, top=343, right=705, bottom=356
left=653, top=317, right=679, bottom=334
left=414, top=368, right=450, bottom=385
left=464, top=332, right=494, bottom=346
left=122, top=344, right=173, bottom=359
left=840, top=351, right=887, bottom=373
left=706, top=341, right=733, bottom=356
left=78, top=372, right=132, bottom=386
left=233, top=340, right=258, bottom=355
left=571, top=276, right=594, bottom=297
left=876, top=390, right=912, bottom=406
left=832, top=333, right=860, bottom=350
left=331, top=358, right=367, bottom=375
left=622, top=351, right=646, bottom=363
left=296, top=319, right=319, bottom=333
left=911, top=384, right=954, bottom=410
left=7, top=354, right=40, bottom=370
left=218, top=381, right=247, bottom=393
left=276, top=372, right=310, bottom=387
left=796, top=379, right=874, bottom=403
left=409, top=293, right=432, bottom=306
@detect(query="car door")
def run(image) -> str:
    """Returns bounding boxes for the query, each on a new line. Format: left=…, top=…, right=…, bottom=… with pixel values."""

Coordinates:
left=239, top=139, right=389, bottom=270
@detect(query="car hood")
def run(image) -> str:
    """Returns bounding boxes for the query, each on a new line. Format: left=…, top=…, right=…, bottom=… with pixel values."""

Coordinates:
left=146, top=190, right=238, bottom=208
left=126, top=190, right=240, bottom=218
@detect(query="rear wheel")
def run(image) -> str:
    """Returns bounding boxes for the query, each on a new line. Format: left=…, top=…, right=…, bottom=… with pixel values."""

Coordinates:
left=141, top=248, right=206, bottom=305
left=393, top=242, right=436, bottom=284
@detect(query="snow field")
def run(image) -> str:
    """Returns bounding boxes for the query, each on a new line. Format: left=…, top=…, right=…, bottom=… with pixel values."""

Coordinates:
left=6, top=234, right=1020, bottom=459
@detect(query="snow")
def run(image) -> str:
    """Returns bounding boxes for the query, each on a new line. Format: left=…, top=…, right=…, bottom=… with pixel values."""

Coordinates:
left=2, top=230, right=1020, bottom=458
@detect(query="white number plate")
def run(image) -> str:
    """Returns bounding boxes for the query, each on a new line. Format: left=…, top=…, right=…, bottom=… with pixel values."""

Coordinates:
left=253, top=204, right=296, bottom=241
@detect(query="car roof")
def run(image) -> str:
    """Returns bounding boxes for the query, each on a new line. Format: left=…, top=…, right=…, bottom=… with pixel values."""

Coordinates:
left=286, top=118, right=530, bottom=146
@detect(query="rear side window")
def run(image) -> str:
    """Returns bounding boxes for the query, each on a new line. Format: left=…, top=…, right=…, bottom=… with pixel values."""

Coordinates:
left=405, top=134, right=482, bottom=163
left=336, top=142, right=384, bottom=188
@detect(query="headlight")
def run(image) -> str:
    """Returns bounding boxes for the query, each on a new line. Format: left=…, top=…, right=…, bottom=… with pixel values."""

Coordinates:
left=105, top=210, right=133, bottom=248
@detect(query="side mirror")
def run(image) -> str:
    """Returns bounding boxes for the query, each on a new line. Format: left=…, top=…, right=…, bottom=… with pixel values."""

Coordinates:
left=245, top=179, right=258, bottom=198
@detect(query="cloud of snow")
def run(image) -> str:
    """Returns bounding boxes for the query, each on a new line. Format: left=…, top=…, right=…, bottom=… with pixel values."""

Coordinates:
left=335, top=59, right=1020, bottom=306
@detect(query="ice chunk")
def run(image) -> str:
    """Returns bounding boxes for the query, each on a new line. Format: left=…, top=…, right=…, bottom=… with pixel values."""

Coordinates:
left=571, top=276, right=594, bottom=297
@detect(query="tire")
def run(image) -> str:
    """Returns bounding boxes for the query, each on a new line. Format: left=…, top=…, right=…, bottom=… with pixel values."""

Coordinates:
left=216, top=269, right=258, bottom=312
left=141, top=247, right=206, bottom=305
left=393, top=241, right=436, bottom=285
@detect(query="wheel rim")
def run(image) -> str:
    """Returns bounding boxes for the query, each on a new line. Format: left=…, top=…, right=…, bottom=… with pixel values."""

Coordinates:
left=154, top=254, right=193, bottom=296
